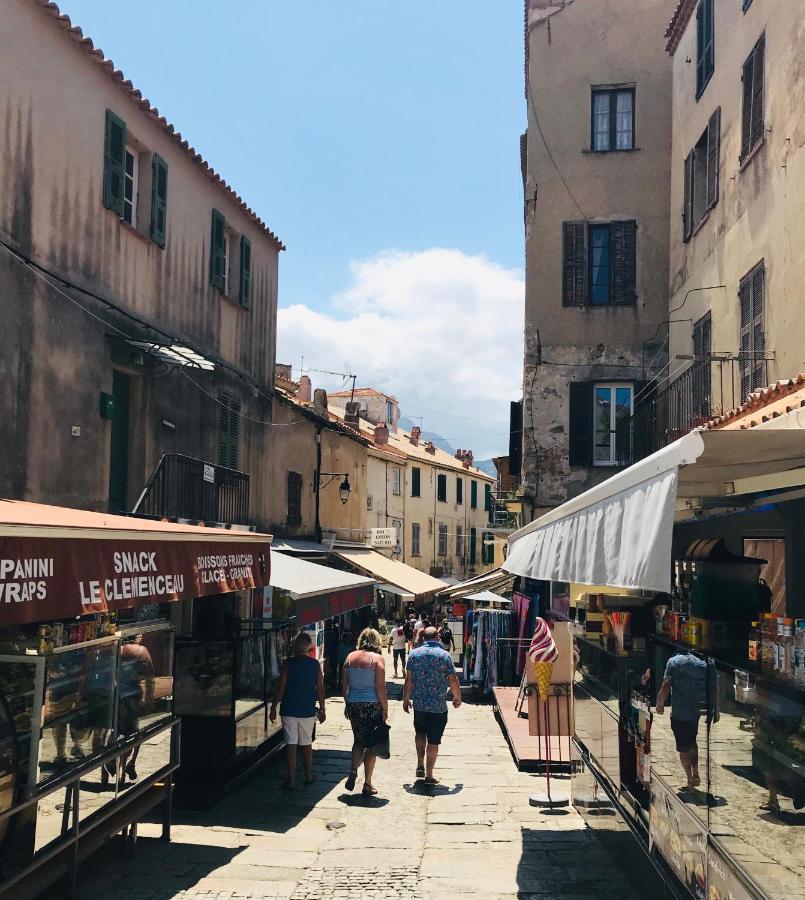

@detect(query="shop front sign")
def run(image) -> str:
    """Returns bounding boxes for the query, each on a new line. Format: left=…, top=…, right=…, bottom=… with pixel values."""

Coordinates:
left=369, top=528, right=397, bottom=548
left=0, top=536, right=271, bottom=625
left=650, top=774, right=707, bottom=900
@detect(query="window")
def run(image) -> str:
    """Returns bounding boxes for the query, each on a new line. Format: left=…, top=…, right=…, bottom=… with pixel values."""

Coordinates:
left=411, top=467, right=421, bottom=498
left=470, top=480, right=478, bottom=509
left=411, top=523, right=421, bottom=556
left=741, top=34, right=765, bottom=162
left=563, top=221, right=636, bottom=306
left=683, top=109, right=721, bottom=241
left=210, top=209, right=226, bottom=292
left=437, top=474, right=447, bottom=502
left=287, top=472, right=302, bottom=526
left=392, top=468, right=402, bottom=496
left=123, top=147, right=138, bottom=227
left=692, top=312, right=712, bottom=418
left=385, top=400, right=394, bottom=425
left=739, top=263, right=765, bottom=401
left=593, top=384, right=633, bottom=466
left=218, top=392, right=241, bottom=469
left=481, top=531, right=494, bottom=566
left=469, top=527, right=477, bottom=566
left=239, top=236, right=252, bottom=309
left=103, top=110, right=168, bottom=246
left=591, top=88, right=635, bottom=151
left=456, top=525, right=464, bottom=558
left=696, top=0, right=715, bottom=99
left=438, top=523, right=448, bottom=557
left=742, top=0, right=754, bottom=11
left=484, top=483, right=493, bottom=514
left=456, top=477, right=463, bottom=505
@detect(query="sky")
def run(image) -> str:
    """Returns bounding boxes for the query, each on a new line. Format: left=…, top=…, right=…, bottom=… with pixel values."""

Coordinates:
left=61, top=0, right=526, bottom=459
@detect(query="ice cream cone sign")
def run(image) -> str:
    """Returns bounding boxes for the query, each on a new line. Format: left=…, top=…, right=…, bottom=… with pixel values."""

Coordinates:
left=528, top=618, right=558, bottom=702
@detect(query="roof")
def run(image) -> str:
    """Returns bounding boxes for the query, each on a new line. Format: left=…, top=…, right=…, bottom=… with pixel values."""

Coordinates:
left=0, top=498, right=273, bottom=543
left=437, top=568, right=514, bottom=599
left=327, top=405, right=494, bottom=480
left=329, top=388, right=397, bottom=400
left=465, top=590, right=511, bottom=606
left=270, top=552, right=374, bottom=600
left=275, top=389, right=374, bottom=448
left=705, top=375, right=805, bottom=431
left=665, top=0, right=698, bottom=54
left=34, top=0, right=284, bottom=250
left=332, top=547, right=448, bottom=599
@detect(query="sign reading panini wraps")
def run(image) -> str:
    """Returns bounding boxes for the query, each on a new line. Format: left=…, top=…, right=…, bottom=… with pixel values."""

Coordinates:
left=0, top=537, right=271, bottom=625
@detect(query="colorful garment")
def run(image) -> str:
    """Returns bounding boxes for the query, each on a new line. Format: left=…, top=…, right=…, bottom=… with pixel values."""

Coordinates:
left=406, top=641, right=455, bottom=712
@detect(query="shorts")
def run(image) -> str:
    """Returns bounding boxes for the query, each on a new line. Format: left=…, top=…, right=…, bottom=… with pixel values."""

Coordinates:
left=393, top=648, right=406, bottom=665
left=413, top=710, right=448, bottom=745
left=282, top=715, right=316, bottom=746
left=670, top=716, right=699, bottom=753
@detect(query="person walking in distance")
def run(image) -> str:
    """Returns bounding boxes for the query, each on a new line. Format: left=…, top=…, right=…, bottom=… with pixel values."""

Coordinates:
left=654, top=650, right=718, bottom=792
left=270, top=632, right=326, bottom=789
left=403, top=626, right=461, bottom=785
left=439, top=619, right=456, bottom=657
left=387, top=618, right=407, bottom=678
left=404, top=615, right=416, bottom=654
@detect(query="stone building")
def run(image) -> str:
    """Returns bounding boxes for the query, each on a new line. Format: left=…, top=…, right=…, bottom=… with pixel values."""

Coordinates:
left=520, top=0, right=673, bottom=519
left=0, top=0, right=282, bottom=527
left=647, top=0, right=805, bottom=449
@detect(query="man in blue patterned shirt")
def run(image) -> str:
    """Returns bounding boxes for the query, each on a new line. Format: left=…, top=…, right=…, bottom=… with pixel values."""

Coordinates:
left=403, top=627, right=461, bottom=784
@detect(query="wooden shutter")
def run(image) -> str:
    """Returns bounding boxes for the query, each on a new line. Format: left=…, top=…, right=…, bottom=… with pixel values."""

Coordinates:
left=470, top=480, right=478, bottom=509
left=437, top=474, right=446, bottom=502
left=751, top=265, right=765, bottom=392
left=218, top=392, right=231, bottom=466
left=750, top=35, right=765, bottom=154
left=741, top=52, right=755, bottom=160
left=149, top=153, right=168, bottom=247
left=484, top=483, right=493, bottom=513
left=103, top=110, right=127, bottom=216
left=739, top=276, right=753, bottom=401
left=562, top=222, right=586, bottom=306
left=696, top=0, right=714, bottom=98
left=706, top=108, right=720, bottom=210
left=228, top=396, right=241, bottom=469
left=611, top=221, right=637, bottom=305
left=568, top=382, right=594, bottom=467
left=683, top=151, right=694, bottom=241
left=239, top=235, right=252, bottom=309
left=457, top=478, right=463, bottom=504
left=210, top=209, right=226, bottom=290
left=287, top=472, right=302, bottom=526
left=412, top=467, right=421, bottom=497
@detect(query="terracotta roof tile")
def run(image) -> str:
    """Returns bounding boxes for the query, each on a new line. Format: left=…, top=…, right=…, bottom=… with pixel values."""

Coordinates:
left=665, top=0, right=698, bottom=54
left=704, top=374, right=805, bottom=430
left=33, top=0, right=284, bottom=250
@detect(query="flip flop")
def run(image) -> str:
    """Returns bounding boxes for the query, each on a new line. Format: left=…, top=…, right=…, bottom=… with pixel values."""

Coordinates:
left=423, top=776, right=440, bottom=785
left=345, top=769, right=358, bottom=791
left=304, top=774, right=317, bottom=784
left=362, top=785, right=378, bottom=796
left=415, top=766, right=425, bottom=779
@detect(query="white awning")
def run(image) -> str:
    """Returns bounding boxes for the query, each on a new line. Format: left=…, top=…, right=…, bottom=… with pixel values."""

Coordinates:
left=504, top=429, right=805, bottom=594
left=270, top=551, right=374, bottom=599
left=332, top=547, right=448, bottom=599
left=436, top=567, right=515, bottom=599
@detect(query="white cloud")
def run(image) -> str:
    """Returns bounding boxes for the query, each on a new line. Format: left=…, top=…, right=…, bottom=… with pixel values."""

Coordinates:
left=277, top=249, right=524, bottom=459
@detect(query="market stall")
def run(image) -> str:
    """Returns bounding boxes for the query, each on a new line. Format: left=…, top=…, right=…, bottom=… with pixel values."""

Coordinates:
left=0, top=499, right=272, bottom=897
left=504, top=429, right=805, bottom=900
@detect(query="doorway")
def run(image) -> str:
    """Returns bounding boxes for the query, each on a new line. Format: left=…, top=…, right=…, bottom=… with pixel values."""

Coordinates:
left=108, top=370, right=131, bottom=512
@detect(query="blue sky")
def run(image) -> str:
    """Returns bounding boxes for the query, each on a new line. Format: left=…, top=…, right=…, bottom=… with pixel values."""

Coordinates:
left=62, top=0, right=526, bottom=457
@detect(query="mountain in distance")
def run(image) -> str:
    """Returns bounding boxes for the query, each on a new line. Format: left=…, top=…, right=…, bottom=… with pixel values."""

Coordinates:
left=398, top=416, right=497, bottom=478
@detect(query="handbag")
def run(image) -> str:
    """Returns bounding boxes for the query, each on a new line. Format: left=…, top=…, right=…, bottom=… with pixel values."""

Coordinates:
left=368, top=721, right=391, bottom=759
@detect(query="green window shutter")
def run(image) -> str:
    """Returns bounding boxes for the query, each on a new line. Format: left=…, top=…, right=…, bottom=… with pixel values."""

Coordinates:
left=469, top=527, right=477, bottom=566
left=484, top=483, right=492, bottom=513
left=149, top=153, right=168, bottom=247
left=456, top=478, right=463, bottom=505
left=470, top=480, right=478, bottom=509
left=562, top=222, right=587, bottom=306
left=239, top=235, right=252, bottom=308
left=437, top=474, right=447, bottom=502
left=411, top=467, right=421, bottom=497
left=210, top=209, right=226, bottom=290
left=103, top=110, right=127, bottom=216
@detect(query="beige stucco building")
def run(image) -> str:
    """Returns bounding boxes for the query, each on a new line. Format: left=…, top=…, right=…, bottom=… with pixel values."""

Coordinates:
left=0, top=0, right=281, bottom=527
left=328, top=389, right=496, bottom=579
left=662, top=0, right=805, bottom=415
left=521, top=0, right=672, bottom=518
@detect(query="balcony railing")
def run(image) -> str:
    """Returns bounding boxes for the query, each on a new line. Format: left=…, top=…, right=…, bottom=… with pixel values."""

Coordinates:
left=132, top=453, right=251, bottom=525
left=631, top=355, right=771, bottom=461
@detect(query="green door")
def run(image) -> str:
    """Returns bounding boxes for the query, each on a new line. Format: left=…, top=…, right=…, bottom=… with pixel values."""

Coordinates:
left=108, top=371, right=131, bottom=512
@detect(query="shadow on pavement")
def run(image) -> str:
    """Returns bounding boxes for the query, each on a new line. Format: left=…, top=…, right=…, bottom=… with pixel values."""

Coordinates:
left=337, top=792, right=390, bottom=808
left=402, top=781, right=464, bottom=796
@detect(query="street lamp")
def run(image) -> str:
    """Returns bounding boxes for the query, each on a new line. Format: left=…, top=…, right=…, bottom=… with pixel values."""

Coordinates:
left=315, top=472, right=351, bottom=505
left=338, top=476, right=351, bottom=505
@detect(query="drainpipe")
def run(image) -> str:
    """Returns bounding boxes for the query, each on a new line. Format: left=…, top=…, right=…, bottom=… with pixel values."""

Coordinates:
left=315, top=427, right=323, bottom=543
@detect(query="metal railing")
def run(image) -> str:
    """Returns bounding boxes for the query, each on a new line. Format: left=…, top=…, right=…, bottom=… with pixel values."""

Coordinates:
left=630, top=356, right=771, bottom=461
left=132, top=453, right=251, bottom=525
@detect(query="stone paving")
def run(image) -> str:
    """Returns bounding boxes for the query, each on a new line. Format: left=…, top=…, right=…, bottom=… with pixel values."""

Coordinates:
left=60, top=676, right=644, bottom=899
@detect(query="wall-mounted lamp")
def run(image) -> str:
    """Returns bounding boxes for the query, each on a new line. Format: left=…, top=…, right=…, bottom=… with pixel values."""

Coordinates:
left=314, top=472, right=352, bottom=505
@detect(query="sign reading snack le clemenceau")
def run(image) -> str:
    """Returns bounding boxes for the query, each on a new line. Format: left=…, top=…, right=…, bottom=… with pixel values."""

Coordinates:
left=0, top=538, right=271, bottom=625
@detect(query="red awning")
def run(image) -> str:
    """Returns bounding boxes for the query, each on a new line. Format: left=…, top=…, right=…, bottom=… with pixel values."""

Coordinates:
left=0, top=500, right=272, bottom=626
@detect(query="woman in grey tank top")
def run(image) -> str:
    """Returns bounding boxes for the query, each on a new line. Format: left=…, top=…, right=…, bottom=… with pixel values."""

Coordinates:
left=343, top=628, right=388, bottom=796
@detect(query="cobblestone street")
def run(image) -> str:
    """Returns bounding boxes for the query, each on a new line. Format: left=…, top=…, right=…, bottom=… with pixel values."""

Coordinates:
left=66, top=678, right=643, bottom=899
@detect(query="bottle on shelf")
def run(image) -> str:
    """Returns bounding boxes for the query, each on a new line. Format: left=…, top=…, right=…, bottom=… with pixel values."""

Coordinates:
left=781, top=618, right=795, bottom=682
left=794, top=620, right=805, bottom=688
left=748, top=621, right=760, bottom=664
left=760, top=613, right=774, bottom=674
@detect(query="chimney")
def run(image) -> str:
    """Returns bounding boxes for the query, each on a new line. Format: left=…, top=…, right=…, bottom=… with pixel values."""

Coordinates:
left=313, top=388, right=328, bottom=415
left=425, top=441, right=436, bottom=454
left=455, top=449, right=464, bottom=462
left=463, top=450, right=474, bottom=469
left=345, top=401, right=360, bottom=429
left=374, top=423, right=389, bottom=445
left=410, top=426, right=421, bottom=445
left=298, top=375, right=312, bottom=402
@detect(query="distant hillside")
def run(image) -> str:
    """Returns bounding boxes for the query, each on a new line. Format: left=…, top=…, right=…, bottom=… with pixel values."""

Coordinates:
left=473, top=458, right=497, bottom=478
left=398, top=417, right=454, bottom=455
